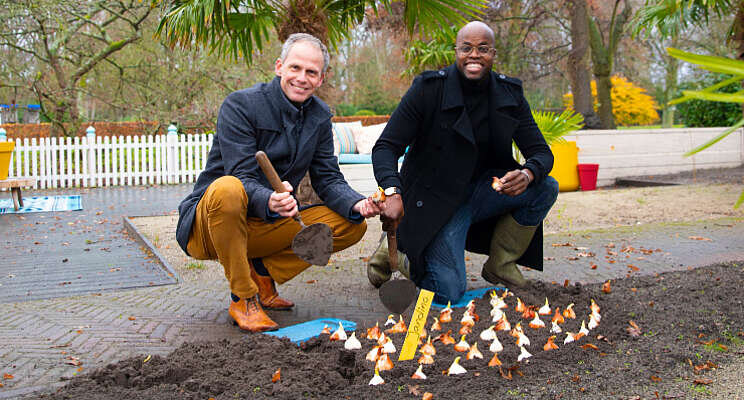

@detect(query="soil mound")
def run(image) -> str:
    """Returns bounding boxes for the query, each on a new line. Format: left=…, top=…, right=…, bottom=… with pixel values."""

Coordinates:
left=43, top=262, right=744, bottom=399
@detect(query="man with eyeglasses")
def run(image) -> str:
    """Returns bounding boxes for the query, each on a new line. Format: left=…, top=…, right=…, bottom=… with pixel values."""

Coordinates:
left=367, top=21, right=558, bottom=304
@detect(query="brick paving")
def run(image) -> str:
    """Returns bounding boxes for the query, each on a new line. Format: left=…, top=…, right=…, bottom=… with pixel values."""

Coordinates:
left=0, top=168, right=743, bottom=399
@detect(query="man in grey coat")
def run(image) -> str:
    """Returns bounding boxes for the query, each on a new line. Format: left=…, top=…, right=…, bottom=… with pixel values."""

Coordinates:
left=176, top=33, right=381, bottom=332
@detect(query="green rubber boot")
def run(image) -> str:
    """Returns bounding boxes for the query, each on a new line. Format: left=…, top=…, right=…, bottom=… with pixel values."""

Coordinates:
left=367, top=232, right=410, bottom=288
left=481, top=214, right=537, bottom=288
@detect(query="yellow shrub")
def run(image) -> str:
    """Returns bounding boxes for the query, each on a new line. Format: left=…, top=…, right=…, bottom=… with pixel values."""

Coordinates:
left=563, top=76, right=660, bottom=126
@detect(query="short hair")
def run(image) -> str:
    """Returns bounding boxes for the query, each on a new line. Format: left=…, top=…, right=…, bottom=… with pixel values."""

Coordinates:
left=280, top=33, right=330, bottom=74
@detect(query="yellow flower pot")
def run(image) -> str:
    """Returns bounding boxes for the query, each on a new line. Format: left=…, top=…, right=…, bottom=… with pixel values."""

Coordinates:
left=548, top=141, right=579, bottom=192
left=0, top=141, right=15, bottom=180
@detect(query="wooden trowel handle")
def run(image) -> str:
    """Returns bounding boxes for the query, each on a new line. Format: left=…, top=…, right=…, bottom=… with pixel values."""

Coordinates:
left=255, top=151, right=286, bottom=193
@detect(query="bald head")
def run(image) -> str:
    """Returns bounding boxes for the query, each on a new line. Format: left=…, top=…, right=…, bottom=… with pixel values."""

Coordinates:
left=456, top=21, right=495, bottom=46
left=455, top=21, right=495, bottom=81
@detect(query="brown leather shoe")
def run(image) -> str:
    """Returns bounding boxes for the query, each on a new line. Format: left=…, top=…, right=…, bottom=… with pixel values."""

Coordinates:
left=250, top=268, right=294, bottom=310
left=228, top=296, right=279, bottom=332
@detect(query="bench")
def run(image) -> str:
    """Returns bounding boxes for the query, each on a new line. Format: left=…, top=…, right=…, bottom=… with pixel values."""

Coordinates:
left=0, top=178, right=36, bottom=211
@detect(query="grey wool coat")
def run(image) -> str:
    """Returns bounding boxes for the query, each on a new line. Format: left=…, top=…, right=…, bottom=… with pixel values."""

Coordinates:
left=176, top=77, right=364, bottom=255
left=372, top=64, right=554, bottom=283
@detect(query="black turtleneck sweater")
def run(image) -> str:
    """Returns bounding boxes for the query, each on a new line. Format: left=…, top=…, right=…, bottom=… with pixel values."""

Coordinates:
left=457, top=70, right=491, bottom=182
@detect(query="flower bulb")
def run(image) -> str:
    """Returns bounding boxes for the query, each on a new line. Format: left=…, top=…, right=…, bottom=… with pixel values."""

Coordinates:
left=368, top=367, right=384, bottom=385
left=330, top=322, right=347, bottom=341
left=538, top=298, right=551, bottom=315
left=454, top=335, right=470, bottom=352
left=543, top=335, right=559, bottom=351
left=411, top=364, right=427, bottom=380
left=366, top=322, right=381, bottom=340
left=466, top=342, right=483, bottom=360
left=447, top=356, right=467, bottom=375
left=517, top=345, right=532, bottom=362
left=480, top=326, right=497, bottom=341
left=489, top=336, right=503, bottom=353
left=376, top=353, right=393, bottom=371
left=344, top=332, right=361, bottom=350
left=529, top=314, right=545, bottom=329
left=563, top=303, right=576, bottom=319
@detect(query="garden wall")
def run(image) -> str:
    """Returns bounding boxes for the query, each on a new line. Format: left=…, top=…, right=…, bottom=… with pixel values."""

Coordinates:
left=566, top=127, right=744, bottom=187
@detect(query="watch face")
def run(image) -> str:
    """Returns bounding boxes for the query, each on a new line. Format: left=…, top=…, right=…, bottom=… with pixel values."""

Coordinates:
left=384, top=187, right=396, bottom=196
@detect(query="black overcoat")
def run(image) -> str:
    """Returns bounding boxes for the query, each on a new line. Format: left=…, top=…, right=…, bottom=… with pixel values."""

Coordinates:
left=371, top=64, right=554, bottom=283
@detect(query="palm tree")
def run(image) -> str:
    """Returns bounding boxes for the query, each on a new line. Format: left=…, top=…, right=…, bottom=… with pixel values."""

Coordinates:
left=156, top=0, right=488, bottom=62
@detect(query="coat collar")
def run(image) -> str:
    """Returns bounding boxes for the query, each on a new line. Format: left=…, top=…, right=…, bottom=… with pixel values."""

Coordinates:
left=440, top=64, right=519, bottom=111
left=262, top=77, right=331, bottom=131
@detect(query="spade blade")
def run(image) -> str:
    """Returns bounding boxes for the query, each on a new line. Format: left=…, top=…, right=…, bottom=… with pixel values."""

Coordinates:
left=292, top=222, right=333, bottom=266
left=379, top=279, right=418, bottom=314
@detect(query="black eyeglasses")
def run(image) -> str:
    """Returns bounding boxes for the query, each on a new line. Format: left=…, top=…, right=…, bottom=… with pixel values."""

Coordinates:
left=454, top=45, right=493, bottom=55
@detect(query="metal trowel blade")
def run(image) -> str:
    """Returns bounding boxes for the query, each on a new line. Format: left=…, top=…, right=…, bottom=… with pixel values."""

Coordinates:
left=292, top=222, right=333, bottom=265
left=379, top=279, right=418, bottom=314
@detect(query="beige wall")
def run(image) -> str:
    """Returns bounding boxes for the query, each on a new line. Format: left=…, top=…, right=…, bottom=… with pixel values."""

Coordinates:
left=564, top=128, right=744, bottom=187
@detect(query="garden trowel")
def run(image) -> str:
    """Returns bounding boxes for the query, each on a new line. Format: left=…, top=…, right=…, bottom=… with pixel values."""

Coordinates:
left=255, top=151, right=333, bottom=265
left=378, top=215, right=418, bottom=314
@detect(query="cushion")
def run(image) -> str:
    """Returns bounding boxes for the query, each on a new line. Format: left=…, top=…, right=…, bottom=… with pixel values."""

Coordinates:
left=337, top=153, right=372, bottom=164
left=351, top=123, right=387, bottom=155
left=332, top=121, right=361, bottom=155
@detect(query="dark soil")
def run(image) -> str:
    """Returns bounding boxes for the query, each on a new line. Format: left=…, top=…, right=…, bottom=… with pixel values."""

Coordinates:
left=43, top=262, right=744, bottom=400
left=621, top=164, right=744, bottom=186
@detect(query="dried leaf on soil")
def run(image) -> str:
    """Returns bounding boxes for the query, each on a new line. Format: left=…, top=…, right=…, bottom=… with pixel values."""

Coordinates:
left=602, top=280, right=612, bottom=293
left=650, top=375, right=662, bottom=382
left=3, top=373, right=13, bottom=379
left=688, top=236, right=712, bottom=241
left=692, top=378, right=713, bottom=385
left=271, top=368, right=281, bottom=383
left=626, top=320, right=641, bottom=337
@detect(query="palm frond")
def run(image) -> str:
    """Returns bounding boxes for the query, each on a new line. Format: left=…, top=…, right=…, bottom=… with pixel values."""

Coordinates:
left=396, top=0, right=488, bottom=36
left=156, top=0, right=277, bottom=62
left=403, top=25, right=456, bottom=75
left=532, top=109, right=585, bottom=146
left=683, top=117, right=744, bottom=156
left=667, top=47, right=744, bottom=76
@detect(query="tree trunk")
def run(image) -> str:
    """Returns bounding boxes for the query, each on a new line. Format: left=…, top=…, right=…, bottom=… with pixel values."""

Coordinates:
left=661, top=46, right=679, bottom=128
left=588, top=0, right=631, bottom=129
left=596, top=74, right=615, bottom=129
left=733, top=3, right=744, bottom=116
left=566, top=0, right=601, bottom=129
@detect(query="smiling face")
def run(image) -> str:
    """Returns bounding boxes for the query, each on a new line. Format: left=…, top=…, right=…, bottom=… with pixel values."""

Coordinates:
left=275, top=40, right=325, bottom=103
left=455, top=22, right=495, bottom=81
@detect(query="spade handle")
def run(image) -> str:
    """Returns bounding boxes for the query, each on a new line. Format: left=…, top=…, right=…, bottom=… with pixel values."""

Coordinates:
left=255, top=151, right=305, bottom=226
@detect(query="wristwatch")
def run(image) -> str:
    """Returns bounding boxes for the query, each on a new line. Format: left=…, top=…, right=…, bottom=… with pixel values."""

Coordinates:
left=384, top=187, right=402, bottom=196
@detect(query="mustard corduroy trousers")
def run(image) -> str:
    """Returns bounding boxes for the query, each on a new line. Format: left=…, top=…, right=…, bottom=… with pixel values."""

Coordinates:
left=186, top=176, right=367, bottom=299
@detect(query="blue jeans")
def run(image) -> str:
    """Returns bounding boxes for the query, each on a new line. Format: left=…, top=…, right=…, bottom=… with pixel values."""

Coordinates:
left=417, top=173, right=559, bottom=304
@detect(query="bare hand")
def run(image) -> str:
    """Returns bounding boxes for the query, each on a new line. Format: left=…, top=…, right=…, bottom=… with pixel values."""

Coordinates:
left=496, top=169, right=532, bottom=196
left=353, top=198, right=382, bottom=218
left=268, top=181, right=298, bottom=217
left=381, top=194, right=403, bottom=221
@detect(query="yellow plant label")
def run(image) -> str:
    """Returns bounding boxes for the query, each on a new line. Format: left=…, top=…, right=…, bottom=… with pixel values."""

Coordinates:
left=398, top=289, right=434, bottom=361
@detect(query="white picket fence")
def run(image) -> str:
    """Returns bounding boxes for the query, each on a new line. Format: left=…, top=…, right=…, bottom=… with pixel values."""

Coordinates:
left=7, top=134, right=213, bottom=188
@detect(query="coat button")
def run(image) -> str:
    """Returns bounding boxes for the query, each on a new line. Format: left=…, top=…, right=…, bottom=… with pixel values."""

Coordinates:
left=416, top=200, right=423, bottom=207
